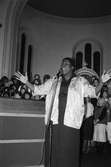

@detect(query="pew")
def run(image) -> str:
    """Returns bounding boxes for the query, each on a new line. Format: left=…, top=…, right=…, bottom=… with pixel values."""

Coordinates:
left=0, top=97, right=45, bottom=167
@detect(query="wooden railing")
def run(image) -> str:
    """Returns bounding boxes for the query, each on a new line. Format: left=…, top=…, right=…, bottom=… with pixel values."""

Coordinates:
left=0, top=97, right=45, bottom=167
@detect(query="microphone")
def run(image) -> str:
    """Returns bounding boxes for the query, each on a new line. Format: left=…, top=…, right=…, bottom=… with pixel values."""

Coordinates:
left=56, top=68, right=62, bottom=78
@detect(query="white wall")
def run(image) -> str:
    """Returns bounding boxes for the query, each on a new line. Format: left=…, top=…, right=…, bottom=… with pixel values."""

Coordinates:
left=0, top=0, right=10, bottom=77
left=20, top=5, right=111, bottom=79
left=1, top=2, right=111, bottom=79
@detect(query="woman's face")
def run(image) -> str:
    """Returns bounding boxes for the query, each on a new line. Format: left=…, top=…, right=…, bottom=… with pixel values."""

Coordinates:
left=21, top=88, right=25, bottom=94
left=103, top=91, right=108, bottom=99
left=94, top=79, right=99, bottom=87
left=34, top=74, right=40, bottom=80
left=34, top=79, right=39, bottom=85
left=61, top=59, right=73, bottom=76
left=24, top=93, right=30, bottom=99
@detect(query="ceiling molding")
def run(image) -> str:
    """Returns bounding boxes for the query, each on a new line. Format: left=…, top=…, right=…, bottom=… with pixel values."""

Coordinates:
left=25, top=5, right=111, bottom=25
left=28, top=0, right=111, bottom=19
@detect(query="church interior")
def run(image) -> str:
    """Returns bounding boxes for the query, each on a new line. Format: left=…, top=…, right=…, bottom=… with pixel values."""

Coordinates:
left=0, top=0, right=111, bottom=166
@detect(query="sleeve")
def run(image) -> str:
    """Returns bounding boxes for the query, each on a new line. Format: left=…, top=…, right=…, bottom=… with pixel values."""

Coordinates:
left=82, top=78, right=97, bottom=98
left=33, top=78, right=54, bottom=96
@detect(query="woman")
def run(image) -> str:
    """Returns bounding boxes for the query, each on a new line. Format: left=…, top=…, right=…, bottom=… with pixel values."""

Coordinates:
left=15, top=57, right=111, bottom=167
left=93, top=89, right=109, bottom=152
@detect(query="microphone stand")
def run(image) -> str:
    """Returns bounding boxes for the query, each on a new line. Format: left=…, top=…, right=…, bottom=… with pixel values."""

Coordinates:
left=45, top=76, right=60, bottom=167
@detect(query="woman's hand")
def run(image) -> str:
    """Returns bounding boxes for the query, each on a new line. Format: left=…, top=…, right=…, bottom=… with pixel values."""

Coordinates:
left=101, top=70, right=111, bottom=83
left=14, top=72, right=28, bottom=84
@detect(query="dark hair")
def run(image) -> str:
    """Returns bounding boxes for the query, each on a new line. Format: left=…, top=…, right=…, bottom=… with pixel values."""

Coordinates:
left=92, top=76, right=99, bottom=85
left=62, top=57, right=75, bottom=68
left=43, top=74, right=51, bottom=83
left=1, top=76, right=9, bottom=83
left=34, top=74, right=41, bottom=80
left=100, top=86, right=108, bottom=97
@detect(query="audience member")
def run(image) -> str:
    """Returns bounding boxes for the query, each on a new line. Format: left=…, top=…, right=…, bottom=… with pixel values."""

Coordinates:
left=93, top=89, right=109, bottom=152
left=81, top=96, right=94, bottom=153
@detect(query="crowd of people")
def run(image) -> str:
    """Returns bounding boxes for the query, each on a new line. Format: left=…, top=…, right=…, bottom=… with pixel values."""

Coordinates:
left=0, top=69, right=111, bottom=153
left=80, top=77, right=111, bottom=154
left=0, top=58, right=111, bottom=167
left=0, top=73, right=50, bottom=100
left=14, top=57, right=111, bottom=167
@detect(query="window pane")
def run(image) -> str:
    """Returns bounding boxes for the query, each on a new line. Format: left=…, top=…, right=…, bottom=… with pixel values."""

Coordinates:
left=76, top=52, right=83, bottom=70
left=93, top=51, right=100, bottom=76
left=85, top=43, right=91, bottom=68
left=27, top=45, right=32, bottom=82
left=19, top=33, right=26, bottom=73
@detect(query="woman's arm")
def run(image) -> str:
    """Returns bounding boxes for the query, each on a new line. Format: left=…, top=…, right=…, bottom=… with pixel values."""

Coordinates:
left=83, top=70, right=111, bottom=98
left=14, top=72, right=54, bottom=96
left=95, top=71, right=111, bottom=95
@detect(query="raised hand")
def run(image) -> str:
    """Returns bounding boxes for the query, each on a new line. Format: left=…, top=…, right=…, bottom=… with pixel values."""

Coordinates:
left=101, top=70, right=111, bottom=83
left=14, top=71, right=28, bottom=84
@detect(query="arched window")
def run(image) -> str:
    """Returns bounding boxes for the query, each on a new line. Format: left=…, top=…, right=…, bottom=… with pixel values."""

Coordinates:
left=27, top=45, right=33, bottom=82
left=93, top=51, right=101, bottom=76
left=19, top=33, right=26, bottom=73
left=17, top=31, right=33, bottom=80
left=73, top=40, right=103, bottom=76
left=85, top=43, right=91, bottom=68
left=75, top=51, right=83, bottom=70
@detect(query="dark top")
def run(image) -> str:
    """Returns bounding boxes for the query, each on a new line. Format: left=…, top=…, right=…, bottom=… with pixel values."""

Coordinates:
left=58, top=76, right=72, bottom=124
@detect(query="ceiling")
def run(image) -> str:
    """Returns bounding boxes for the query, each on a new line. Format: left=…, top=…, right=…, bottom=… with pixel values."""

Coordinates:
left=28, top=0, right=111, bottom=18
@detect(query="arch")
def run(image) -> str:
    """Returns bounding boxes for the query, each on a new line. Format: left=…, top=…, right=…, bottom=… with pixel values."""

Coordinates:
left=72, top=38, right=103, bottom=75
left=72, top=38, right=103, bottom=56
left=2, top=0, right=28, bottom=77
